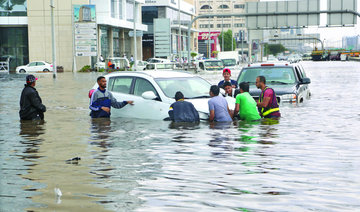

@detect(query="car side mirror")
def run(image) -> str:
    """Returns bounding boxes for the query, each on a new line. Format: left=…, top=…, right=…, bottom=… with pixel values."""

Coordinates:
left=142, top=91, right=157, bottom=100
left=300, top=77, right=311, bottom=84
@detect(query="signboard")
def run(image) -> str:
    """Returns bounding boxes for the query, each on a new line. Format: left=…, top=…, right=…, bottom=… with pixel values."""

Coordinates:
left=73, top=5, right=97, bottom=57
left=129, top=31, right=144, bottom=37
left=246, top=0, right=320, bottom=29
left=328, top=0, right=357, bottom=25
left=198, top=32, right=221, bottom=40
left=154, top=18, right=171, bottom=57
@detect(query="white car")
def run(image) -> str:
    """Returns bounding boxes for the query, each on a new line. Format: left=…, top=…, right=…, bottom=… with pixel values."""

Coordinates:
left=133, top=60, right=148, bottom=71
left=144, top=63, right=175, bottom=71
left=146, top=58, right=171, bottom=63
left=90, top=71, right=234, bottom=120
left=16, top=61, right=53, bottom=73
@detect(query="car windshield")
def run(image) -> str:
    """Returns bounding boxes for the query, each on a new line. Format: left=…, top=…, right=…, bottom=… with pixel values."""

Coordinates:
left=222, top=59, right=236, bottom=66
left=238, top=67, right=296, bottom=84
left=155, top=77, right=211, bottom=98
left=204, top=60, right=223, bottom=67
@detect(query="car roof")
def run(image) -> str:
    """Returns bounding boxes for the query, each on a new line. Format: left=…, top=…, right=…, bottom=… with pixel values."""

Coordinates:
left=245, top=62, right=296, bottom=68
left=105, top=70, right=195, bottom=79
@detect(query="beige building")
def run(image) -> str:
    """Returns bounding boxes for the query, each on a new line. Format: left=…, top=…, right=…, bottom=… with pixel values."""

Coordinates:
left=196, top=0, right=258, bottom=53
left=0, top=0, right=147, bottom=72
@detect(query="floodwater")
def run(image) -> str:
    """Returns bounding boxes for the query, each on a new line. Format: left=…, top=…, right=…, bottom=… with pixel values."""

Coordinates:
left=1, top=61, right=360, bottom=211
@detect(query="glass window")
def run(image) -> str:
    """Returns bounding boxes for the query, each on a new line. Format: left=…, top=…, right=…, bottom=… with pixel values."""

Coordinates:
left=118, top=0, right=123, bottom=19
left=218, top=5, right=229, bottom=9
left=200, top=5, right=212, bottom=10
left=111, top=0, right=116, bottom=18
left=234, top=4, right=245, bottom=9
left=28, top=62, right=37, bottom=66
left=37, top=62, right=45, bottom=66
left=113, top=29, right=120, bottom=57
left=100, top=26, right=109, bottom=58
left=239, top=67, right=296, bottom=84
left=111, top=77, right=133, bottom=93
left=0, top=0, right=27, bottom=16
left=155, top=77, right=211, bottom=99
left=133, top=78, right=158, bottom=97
left=126, top=1, right=134, bottom=22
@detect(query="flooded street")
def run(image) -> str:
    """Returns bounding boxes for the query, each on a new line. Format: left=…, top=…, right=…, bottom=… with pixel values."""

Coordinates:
left=1, top=61, right=360, bottom=211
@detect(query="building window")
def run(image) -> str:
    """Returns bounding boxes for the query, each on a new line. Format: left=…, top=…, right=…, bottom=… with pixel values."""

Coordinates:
left=199, top=24, right=213, bottom=28
left=126, top=0, right=134, bottom=22
left=218, top=5, right=229, bottom=9
left=100, top=26, right=109, bottom=58
left=113, top=29, right=120, bottom=57
left=111, top=0, right=116, bottom=18
left=200, top=5, right=212, bottom=10
left=234, top=23, right=244, bottom=27
left=234, top=4, right=245, bottom=9
left=118, top=0, right=123, bottom=19
left=217, top=24, right=231, bottom=28
left=0, top=0, right=27, bottom=16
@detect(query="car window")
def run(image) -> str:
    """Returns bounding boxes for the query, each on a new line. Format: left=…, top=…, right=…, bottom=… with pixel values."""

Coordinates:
left=133, top=78, right=159, bottom=98
left=110, top=77, right=133, bottom=94
left=146, top=64, right=155, bottom=70
left=28, top=62, right=37, bottom=66
left=294, top=66, right=303, bottom=80
left=238, top=67, right=296, bottom=84
left=155, top=77, right=211, bottom=98
left=37, top=62, right=45, bottom=66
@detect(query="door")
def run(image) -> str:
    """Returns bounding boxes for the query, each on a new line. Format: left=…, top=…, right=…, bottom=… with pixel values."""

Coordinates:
left=27, top=62, right=37, bottom=72
left=36, top=62, right=46, bottom=72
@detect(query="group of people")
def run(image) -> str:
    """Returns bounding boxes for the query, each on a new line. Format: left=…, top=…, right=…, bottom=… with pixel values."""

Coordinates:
left=19, top=69, right=280, bottom=123
left=168, top=68, right=281, bottom=123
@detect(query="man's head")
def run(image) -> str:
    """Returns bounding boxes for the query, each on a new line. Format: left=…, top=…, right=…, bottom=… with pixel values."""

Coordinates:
left=239, top=82, right=249, bottom=93
left=209, top=85, right=220, bottom=97
left=256, top=76, right=266, bottom=89
left=26, top=74, right=38, bottom=86
left=175, top=91, right=184, bottom=101
left=223, top=81, right=233, bottom=95
left=97, top=76, right=107, bottom=89
left=223, top=68, right=231, bottom=81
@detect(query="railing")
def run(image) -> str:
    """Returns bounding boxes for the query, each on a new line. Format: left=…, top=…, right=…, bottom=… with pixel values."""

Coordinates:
left=0, top=61, right=9, bottom=72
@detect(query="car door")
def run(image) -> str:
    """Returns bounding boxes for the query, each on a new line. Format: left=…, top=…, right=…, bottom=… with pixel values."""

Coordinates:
left=130, top=77, right=170, bottom=120
left=107, top=76, right=135, bottom=118
left=294, top=65, right=307, bottom=102
left=36, top=62, right=46, bottom=72
left=27, top=62, right=37, bottom=72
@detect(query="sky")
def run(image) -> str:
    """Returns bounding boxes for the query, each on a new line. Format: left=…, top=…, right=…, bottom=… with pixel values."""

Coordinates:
left=260, top=0, right=360, bottom=47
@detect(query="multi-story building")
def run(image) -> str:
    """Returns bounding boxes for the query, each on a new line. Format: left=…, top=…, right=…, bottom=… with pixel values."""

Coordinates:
left=196, top=0, right=258, bottom=57
left=142, top=0, right=197, bottom=60
left=343, top=35, right=360, bottom=50
left=0, top=0, right=147, bottom=71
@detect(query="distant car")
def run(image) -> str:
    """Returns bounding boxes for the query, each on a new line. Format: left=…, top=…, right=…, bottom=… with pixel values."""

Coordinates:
left=133, top=60, right=148, bottom=71
left=287, top=54, right=302, bottom=63
left=197, top=59, right=224, bottom=72
left=144, top=63, right=175, bottom=71
left=105, top=57, right=130, bottom=70
left=94, top=61, right=105, bottom=71
left=16, top=61, right=53, bottom=73
left=236, top=62, right=311, bottom=104
left=146, top=58, right=171, bottom=63
left=221, top=58, right=239, bottom=70
left=302, top=53, right=312, bottom=61
left=329, top=52, right=341, bottom=61
left=90, top=71, right=215, bottom=120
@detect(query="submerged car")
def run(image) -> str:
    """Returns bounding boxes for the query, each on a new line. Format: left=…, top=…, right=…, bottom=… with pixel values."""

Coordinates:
left=16, top=61, right=53, bottom=73
left=236, top=62, right=311, bottom=103
left=197, top=59, right=224, bottom=72
left=90, top=71, right=216, bottom=120
left=144, top=63, right=175, bottom=71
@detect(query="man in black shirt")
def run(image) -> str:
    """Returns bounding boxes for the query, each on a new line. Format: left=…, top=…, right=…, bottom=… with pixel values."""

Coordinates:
left=19, top=75, right=46, bottom=120
left=168, top=91, right=199, bottom=122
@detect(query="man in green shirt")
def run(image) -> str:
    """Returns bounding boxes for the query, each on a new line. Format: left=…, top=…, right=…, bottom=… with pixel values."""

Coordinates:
left=233, top=82, right=261, bottom=121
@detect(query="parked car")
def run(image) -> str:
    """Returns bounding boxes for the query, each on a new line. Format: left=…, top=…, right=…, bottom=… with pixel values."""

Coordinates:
left=94, top=61, right=105, bottom=71
left=197, top=59, right=224, bottom=72
left=146, top=58, right=171, bottom=63
left=133, top=60, right=148, bottom=71
left=16, top=61, right=53, bottom=73
left=221, top=58, right=239, bottom=70
left=329, top=52, right=341, bottom=61
left=236, top=62, right=311, bottom=104
left=90, top=71, right=224, bottom=120
left=144, top=63, right=175, bottom=71
left=105, top=57, right=130, bottom=70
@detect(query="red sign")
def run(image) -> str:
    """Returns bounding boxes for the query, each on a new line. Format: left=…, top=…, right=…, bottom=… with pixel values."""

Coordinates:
left=198, top=31, right=221, bottom=40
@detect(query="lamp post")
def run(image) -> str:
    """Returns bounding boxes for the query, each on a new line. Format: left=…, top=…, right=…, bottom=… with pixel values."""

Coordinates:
left=50, top=0, right=56, bottom=78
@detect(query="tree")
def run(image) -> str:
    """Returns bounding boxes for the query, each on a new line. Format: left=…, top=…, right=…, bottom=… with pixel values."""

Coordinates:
left=264, top=44, right=286, bottom=56
left=218, top=30, right=236, bottom=51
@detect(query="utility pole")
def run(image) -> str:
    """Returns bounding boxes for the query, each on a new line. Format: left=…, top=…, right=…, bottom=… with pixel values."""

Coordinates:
left=221, top=0, right=224, bottom=52
left=178, top=0, right=181, bottom=64
left=208, top=0, right=211, bottom=58
left=133, top=0, right=137, bottom=70
left=50, top=0, right=56, bottom=78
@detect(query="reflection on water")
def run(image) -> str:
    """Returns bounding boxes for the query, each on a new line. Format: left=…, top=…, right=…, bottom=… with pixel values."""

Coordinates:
left=1, top=62, right=360, bottom=211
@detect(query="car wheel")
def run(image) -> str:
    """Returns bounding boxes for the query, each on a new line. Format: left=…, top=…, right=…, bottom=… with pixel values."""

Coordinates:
left=19, top=69, right=26, bottom=73
left=43, top=68, right=49, bottom=72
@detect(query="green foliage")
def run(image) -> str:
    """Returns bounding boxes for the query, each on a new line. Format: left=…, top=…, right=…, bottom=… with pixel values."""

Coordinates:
left=78, top=65, right=91, bottom=72
left=98, top=68, right=105, bottom=72
left=264, top=44, right=287, bottom=56
left=218, top=30, right=236, bottom=51
left=191, top=52, right=198, bottom=58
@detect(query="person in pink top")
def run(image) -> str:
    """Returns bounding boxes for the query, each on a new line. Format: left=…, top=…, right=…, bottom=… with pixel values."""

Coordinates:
left=256, top=76, right=281, bottom=118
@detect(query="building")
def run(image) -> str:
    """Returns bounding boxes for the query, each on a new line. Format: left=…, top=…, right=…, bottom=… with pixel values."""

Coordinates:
left=343, top=35, right=360, bottom=50
left=0, top=0, right=147, bottom=72
left=141, top=0, right=197, bottom=60
left=196, top=0, right=258, bottom=57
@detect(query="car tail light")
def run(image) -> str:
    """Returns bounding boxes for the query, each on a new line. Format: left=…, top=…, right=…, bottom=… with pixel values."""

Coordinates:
left=261, top=64, right=274, bottom=66
left=50, top=65, right=53, bottom=67
left=285, top=64, right=288, bottom=66
left=248, top=64, right=251, bottom=67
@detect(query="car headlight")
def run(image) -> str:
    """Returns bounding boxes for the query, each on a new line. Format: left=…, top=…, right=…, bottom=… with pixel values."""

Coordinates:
left=281, top=94, right=297, bottom=102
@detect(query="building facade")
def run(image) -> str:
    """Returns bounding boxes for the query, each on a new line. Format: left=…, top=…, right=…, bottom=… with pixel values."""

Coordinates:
left=0, top=0, right=147, bottom=72
left=196, top=0, right=258, bottom=56
left=142, top=0, right=196, bottom=60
